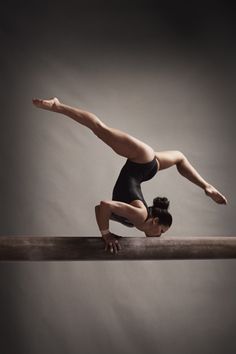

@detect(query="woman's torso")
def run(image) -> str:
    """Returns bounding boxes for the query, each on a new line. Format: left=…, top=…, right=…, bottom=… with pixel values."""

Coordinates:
left=111, top=158, right=158, bottom=227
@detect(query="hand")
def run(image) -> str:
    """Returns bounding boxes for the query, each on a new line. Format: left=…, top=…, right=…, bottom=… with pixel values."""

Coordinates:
left=102, top=233, right=122, bottom=254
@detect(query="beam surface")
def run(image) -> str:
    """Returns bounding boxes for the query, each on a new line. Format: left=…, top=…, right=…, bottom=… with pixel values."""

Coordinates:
left=0, top=236, right=235, bottom=261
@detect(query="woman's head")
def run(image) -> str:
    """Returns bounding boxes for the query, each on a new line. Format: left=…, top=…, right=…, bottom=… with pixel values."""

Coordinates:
left=145, top=197, right=172, bottom=237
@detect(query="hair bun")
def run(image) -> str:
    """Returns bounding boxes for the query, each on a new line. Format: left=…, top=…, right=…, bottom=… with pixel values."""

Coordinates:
left=153, top=197, right=170, bottom=210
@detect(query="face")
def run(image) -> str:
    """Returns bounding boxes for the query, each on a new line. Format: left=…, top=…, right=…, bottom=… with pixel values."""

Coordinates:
left=144, top=218, right=170, bottom=237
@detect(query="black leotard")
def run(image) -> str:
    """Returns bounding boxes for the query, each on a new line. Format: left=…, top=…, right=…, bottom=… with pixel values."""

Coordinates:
left=111, top=158, right=158, bottom=227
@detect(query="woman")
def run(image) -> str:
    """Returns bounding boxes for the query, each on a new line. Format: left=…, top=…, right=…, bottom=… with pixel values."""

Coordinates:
left=33, top=97, right=227, bottom=254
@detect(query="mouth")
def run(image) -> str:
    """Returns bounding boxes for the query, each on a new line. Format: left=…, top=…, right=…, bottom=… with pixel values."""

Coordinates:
left=145, top=233, right=161, bottom=238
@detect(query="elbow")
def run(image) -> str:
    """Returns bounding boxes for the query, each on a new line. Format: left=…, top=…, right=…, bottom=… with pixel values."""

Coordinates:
left=99, top=200, right=113, bottom=213
left=95, top=202, right=110, bottom=212
left=100, top=200, right=111, bottom=207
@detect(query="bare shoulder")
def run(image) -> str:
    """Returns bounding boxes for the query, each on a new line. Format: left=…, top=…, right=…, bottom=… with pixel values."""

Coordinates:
left=130, top=200, right=146, bottom=208
left=130, top=200, right=149, bottom=220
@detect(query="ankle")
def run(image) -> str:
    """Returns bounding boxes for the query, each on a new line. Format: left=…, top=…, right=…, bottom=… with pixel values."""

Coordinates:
left=204, top=184, right=212, bottom=191
left=52, top=102, right=62, bottom=113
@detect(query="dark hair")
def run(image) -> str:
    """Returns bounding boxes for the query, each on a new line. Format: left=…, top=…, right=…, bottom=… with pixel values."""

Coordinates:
left=149, top=197, right=172, bottom=227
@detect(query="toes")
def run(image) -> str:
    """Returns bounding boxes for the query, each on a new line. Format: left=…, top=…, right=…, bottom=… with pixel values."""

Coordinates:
left=216, top=194, right=227, bottom=205
left=221, top=197, right=227, bottom=205
left=32, top=98, right=41, bottom=104
left=32, top=98, right=39, bottom=106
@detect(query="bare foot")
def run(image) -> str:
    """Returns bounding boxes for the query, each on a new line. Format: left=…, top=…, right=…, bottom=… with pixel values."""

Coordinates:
left=32, top=97, right=60, bottom=112
left=205, top=185, right=228, bottom=205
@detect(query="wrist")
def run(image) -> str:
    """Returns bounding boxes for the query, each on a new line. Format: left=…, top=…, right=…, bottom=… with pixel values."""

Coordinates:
left=100, top=229, right=110, bottom=237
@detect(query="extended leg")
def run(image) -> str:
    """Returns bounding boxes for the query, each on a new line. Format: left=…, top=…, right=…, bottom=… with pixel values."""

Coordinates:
left=33, top=98, right=154, bottom=163
left=155, top=150, right=227, bottom=204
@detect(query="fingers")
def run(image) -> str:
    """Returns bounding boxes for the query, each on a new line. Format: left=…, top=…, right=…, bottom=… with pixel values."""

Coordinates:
left=109, top=241, right=115, bottom=254
left=104, top=237, right=122, bottom=254
left=115, top=239, right=122, bottom=251
left=108, top=240, right=118, bottom=254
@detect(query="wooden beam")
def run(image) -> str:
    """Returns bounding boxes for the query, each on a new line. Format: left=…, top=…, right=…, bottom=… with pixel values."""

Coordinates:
left=0, top=236, right=235, bottom=261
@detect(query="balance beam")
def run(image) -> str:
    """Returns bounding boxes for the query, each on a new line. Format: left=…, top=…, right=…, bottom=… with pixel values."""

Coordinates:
left=0, top=236, right=235, bottom=261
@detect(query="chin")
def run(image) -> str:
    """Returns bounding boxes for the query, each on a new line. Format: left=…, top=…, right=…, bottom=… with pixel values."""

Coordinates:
left=145, top=233, right=161, bottom=238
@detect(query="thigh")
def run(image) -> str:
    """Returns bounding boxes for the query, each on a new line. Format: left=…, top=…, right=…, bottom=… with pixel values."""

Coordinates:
left=155, top=150, right=183, bottom=170
left=96, top=124, right=155, bottom=163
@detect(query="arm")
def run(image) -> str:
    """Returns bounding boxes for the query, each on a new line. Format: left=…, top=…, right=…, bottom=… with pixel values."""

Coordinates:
left=95, top=201, right=147, bottom=253
left=95, top=205, right=104, bottom=233
left=95, top=203, right=119, bottom=253
left=96, top=200, right=147, bottom=232
left=155, top=150, right=227, bottom=204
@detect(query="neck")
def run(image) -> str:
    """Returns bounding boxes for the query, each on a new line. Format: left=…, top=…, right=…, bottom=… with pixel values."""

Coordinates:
left=135, top=218, right=152, bottom=232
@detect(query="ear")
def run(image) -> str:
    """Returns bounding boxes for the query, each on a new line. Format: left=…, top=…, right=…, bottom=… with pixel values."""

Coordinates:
left=152, top=217, right=159, bottom=225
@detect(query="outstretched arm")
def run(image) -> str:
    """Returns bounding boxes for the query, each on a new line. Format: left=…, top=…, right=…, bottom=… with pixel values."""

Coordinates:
left=155, top=150, right=227, bottom=204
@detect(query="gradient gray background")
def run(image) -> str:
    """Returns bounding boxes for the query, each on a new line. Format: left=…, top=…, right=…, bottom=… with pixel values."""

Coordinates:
left=1, top=2, right=236, bottom=354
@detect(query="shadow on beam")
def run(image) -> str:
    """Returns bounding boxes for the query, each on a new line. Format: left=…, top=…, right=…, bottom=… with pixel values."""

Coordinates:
left=0, top=236, right=236, bottom=261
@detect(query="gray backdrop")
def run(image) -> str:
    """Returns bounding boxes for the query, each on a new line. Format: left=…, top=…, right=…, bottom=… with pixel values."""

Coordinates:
left=1, top=2, right=236, bottom=354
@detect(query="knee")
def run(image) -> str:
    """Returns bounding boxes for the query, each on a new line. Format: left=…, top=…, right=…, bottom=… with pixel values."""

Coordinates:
left=92, top=121, right=109, bottom=138
left=176, top=151, right=187, bottom=165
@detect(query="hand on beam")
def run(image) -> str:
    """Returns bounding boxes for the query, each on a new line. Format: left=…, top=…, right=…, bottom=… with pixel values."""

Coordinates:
left=102, top=233, right=122, bottom=254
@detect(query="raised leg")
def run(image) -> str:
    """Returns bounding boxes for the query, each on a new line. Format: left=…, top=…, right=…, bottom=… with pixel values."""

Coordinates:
left=155, top=150, right=227, bottom=204
left=32, top=98, right=155, bottom=163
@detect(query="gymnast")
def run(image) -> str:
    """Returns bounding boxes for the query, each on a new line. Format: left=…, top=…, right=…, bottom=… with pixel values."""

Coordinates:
left=33, top=97, right=227, bottom=254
